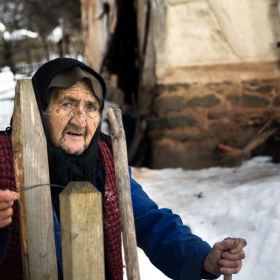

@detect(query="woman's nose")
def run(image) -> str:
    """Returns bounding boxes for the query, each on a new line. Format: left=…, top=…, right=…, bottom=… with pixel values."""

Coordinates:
left=69, top=107, right=87, bottom=127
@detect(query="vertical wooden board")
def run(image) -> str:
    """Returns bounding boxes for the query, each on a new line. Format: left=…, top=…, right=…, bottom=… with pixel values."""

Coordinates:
left=81, top=0, right=106, bottom=71
left=12, top=79, right=57, bottom=280
left=135, top=0, right=148, bottom=59
left=60, top=181, right=105, bottom=280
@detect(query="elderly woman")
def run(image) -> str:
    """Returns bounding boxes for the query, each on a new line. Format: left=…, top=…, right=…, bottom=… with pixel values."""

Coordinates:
left=0, top=58, right=246, bottom=280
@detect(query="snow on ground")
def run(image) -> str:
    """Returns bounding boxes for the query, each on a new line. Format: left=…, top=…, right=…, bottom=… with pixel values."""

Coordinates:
left=132, top=157, right=280, bottom=279
left=1, top=67, right=280, bottom=279
left=0, top=67, right=28, bottom=130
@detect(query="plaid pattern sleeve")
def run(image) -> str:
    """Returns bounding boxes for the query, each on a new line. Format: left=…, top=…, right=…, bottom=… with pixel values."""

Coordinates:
left=0, top=133, right=24, bottom=279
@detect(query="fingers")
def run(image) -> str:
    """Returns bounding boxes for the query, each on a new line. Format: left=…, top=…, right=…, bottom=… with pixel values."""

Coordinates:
left=219, top=259, right=242, bottom=274
left=0, top=190, right=20, bottom=228
left=203, top=238, right=247, bottom=275
left=218, top=238, right=247, bottom=275
left=228, top=238, right=247, bottom=254
left=0, top=208, right=13, bottom=228
left=222, top=249, right=245, bottom=261
left=0, top=190, right=20, bottom=204
left=217, top=238, right=247, bottom=254
left=0, top=190, right=19, bottom=211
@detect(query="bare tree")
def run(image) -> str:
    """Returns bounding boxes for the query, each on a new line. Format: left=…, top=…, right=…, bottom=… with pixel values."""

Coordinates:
left=0, top=0, right=81, bottom=36
left=0, top=0, right=82, bottom=74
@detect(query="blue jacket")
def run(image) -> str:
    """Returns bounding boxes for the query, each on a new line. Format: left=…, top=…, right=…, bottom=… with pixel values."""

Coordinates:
left=128, top=170, right=218, bottom=280
left=0, top=165, right=219, bottom=280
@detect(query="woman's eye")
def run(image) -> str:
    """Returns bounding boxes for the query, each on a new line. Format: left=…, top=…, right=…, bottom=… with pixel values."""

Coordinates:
left=87, top=105, right=96, bottom=111
left=62, top=102, right=74, bottom=110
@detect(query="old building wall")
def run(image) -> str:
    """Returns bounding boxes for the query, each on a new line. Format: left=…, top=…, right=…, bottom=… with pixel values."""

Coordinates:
left=140, top=0, right=280, bottom=169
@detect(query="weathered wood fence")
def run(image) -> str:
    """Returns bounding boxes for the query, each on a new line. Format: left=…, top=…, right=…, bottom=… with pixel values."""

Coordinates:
left=11, top=79, right=140, bottom=279
left=12, top=79, right=106, bottom=279
left=0, top=32, right=84, bottom=76
left=12, top=79, right=57, bottom=279
left=60, top=181, right=104, bottom=280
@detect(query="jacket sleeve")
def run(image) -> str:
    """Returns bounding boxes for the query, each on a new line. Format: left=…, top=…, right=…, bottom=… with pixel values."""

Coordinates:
left=130, top=170, right=219, bottom=280
left=0, top=226, right=9, bottom=264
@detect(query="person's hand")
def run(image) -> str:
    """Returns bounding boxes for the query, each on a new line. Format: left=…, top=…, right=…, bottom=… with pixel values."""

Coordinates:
left=0, top=190, right=20, bottom=228
left=202, top=238, right=247, bottom=275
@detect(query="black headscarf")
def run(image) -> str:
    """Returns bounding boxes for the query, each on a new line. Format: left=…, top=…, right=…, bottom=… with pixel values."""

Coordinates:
left=32, top=58, right=107, bottom=214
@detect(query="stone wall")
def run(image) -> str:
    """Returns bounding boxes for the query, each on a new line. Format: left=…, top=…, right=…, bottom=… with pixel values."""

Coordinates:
left=139, top=0, right=280, bottom=169
left=143, top=61, right=280, bottom=169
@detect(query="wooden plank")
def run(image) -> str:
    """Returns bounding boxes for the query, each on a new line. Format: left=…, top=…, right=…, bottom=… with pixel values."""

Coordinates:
left=135, top=0, right=149, bottom=61
left=60, top=181, right=105, bottom=280
left=81, top=0, right=110, bottom=71
left=107, top=108, right=140, bottom=280
left=11, top=79, right=57, bottom=280
left=81, top=0, right=117, bottom=72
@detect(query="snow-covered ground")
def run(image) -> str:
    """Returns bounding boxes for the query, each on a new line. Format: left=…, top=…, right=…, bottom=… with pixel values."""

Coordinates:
left=1, top=67, right=280, bottom=279
left=0, top=67, right=28, bottom=130
left=132, top=158, right=280, bottom=280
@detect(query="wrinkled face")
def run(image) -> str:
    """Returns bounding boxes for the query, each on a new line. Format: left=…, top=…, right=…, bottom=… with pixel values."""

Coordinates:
left=46, top=81, right=101, bottom=155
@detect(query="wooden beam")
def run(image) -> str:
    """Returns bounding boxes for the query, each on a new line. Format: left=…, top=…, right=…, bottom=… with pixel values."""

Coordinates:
left=60, top=181, right=105, bottom=280
left=107, top=108, right=141, bottom=280
left=11, top=79, right=57, bottom=279
left=135, top=0, right=149, bottom=64
left=81, top=0, right=109, bottom=71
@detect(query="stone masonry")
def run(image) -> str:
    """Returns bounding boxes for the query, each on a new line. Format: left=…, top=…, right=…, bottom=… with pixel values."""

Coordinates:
left=144, top=62, right=280, bottom=169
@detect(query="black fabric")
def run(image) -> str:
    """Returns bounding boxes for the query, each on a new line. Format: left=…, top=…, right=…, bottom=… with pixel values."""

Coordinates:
left=32, top=58, right=106, bottom=113
left=0, top=227, right=9, bottom=264
left=31, top=58, right=107, bottom=217
left=48, top=129, right=101, bottom=218
left=0, top=127, right=12, bottom=135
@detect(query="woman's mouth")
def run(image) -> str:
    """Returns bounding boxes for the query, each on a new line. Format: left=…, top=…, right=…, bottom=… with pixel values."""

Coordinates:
left=67, top=132, right=83, bottom=136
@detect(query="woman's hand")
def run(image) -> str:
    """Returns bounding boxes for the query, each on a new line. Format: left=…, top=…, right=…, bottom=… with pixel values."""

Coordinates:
left=0, top=190, right=20, bottom=228
left=202, top=238, right=247, bottom=275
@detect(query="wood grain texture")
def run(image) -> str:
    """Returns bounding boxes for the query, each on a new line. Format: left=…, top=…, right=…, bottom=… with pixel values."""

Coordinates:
left=11, top=79, right=57, bottom=280
left=135, top=0, right=148, bottom=61
left=107, top=108, right=140, bottom=280
left=80, top=0, right=112, bottom=71
left=60, top=181, right=105, bottom=280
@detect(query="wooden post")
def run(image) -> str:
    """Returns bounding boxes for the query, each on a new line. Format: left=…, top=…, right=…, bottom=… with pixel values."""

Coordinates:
left=11, top=79, right=57, bottom=279
left=80, top=0, right=109, bottom=71
left=59, top=181, right=105, bottom=280
left=107, top=108, right=141, bottom=280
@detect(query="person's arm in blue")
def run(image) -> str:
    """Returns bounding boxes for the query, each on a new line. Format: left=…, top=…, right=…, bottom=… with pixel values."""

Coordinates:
left=129, top=168, right=219, bottom=280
